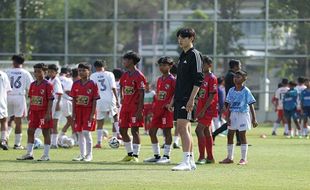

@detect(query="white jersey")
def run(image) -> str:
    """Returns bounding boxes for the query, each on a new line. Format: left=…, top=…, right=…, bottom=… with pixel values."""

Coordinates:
left=0, top=70, right=12, bottom=118
left=90, top=71, right=117, bottom=111
left=59, top=75, right=73, bottom=100
left=275, top=86, right=290, bottom=110
left=49, top=76, right=63, bottom=100
left=6, top=68, right=33, bottom=96
left=116, top=81, right=121, bottom=106
left=295, top=84, right=307, bottom=110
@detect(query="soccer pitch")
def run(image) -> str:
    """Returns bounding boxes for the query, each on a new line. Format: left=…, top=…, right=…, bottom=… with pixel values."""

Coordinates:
left=0, top=124, right=309, bottom=190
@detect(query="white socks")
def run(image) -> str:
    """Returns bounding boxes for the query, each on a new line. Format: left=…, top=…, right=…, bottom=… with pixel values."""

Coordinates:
left=1, top=131, right=7, bottom=141
left=183, top=152, right=191, bottom=163
left=273, top=123, right=279, bottom=132
left=227, top=144, right=235, bottom=160
left=51, top=134, right=58, bottom=146
left=133, top=144, right=141, bottom=156
left=152, top=143, right=160, bottom=155
left=114, top=122, right=120, bottom=134
left=15, top=133, right=22, bottom=146
left=97, top=129, right=103, bottom=144
left=241, top=144, right=248, bottom=161
left=173, top=136, right=180, bottom=145
left=7, top=127, right=13, bottom=138
left=284, top=124, right=289, bottom=134
left=44, top=144, right=50, bottom=156
left=124, top=141, right=133, bottom=153
left=163, top=144, right=171, bottom=157
left=27, top=143, right=34, bottom=155
left=83, top=130, right=93, bottom=157
left=78, top=132, right=86, bottom=156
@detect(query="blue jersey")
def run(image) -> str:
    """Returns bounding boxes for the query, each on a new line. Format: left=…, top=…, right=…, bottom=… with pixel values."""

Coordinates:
left=226, top=86, right=256, bottom=113
left=283, top=88, right=298, bottom=111
left=300, top=89, right=310, bottom=107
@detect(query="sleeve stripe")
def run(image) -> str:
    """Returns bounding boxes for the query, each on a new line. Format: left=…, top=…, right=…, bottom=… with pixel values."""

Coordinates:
left=193, top=49, right=202, bottom=72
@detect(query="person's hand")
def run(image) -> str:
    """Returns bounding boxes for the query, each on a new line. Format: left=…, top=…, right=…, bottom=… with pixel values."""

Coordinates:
left=89, top=113, right=95, bottom=123
left=136, top=109, right=143, bottom=121
left=167, top=103, right=174, bottom=112
left=252, top=119, right=258, bottom=128
left=186, top=98, right=195, bottom=112
left=44, top=113, right=51, bottom=122
left=196, top=108, right=206, bottom=119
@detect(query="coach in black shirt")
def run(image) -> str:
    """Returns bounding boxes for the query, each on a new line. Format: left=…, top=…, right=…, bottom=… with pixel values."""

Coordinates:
left=169, top=28, right=204, bottom=171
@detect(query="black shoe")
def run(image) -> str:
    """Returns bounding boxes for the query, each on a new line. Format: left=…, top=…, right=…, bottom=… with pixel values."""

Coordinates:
left=173, top=143, right=180, bottom=149
left=0, top=140, right=9, bottom=150
left=272, top=131, right=277, bottom=136
left=161, top=144, right=165, bottom=149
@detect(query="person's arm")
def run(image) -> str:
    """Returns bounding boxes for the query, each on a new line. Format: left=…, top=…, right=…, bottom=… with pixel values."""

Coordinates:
left=197, top=93, right=215, bottom=119
left=186, top=86, right=200, bottom=112
left=45, top=99, right=53, bottom=122
left=250, top=104, right=258, bottom=128
left=112, top=88, right=120, bottom=108
left=136, top=89, right=145, bottom=120
left=72, top=97, right=76, bottom=121
left=89, top=99, right=97, bottom=124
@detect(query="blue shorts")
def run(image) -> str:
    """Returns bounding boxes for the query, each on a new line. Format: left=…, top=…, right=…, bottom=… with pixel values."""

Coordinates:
left=284, top=109, right=298, bottom=120
left=302, top=107, right=310, bottom=118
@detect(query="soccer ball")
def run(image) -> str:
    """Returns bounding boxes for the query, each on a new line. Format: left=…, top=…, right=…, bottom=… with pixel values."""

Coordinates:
left=34, top=138, right=43, bottom=149
left=58, top=135, right=75, bottom=148
left=108, top=137, right=120, bottom=149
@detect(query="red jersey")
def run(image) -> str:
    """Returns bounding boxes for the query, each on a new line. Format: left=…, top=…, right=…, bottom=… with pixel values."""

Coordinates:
left=120, top=70, right=146, bottom=111
left=196, top=73, right=218, bottom=117
left=70, top=80, right=100, bottom=108
left=28, top=80, right=54, bottom=111
left=153, top=74, right=176, bottom=109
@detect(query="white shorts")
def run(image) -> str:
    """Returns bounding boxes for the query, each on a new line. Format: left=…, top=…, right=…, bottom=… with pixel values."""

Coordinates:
left=52, top=100, right=62, bottom=120
left=0, top=110, right=8, bottom=119
left=7, top=95, right=27, bottom=117
left=228, top=112, right=251, bottom=132
left=61, top=99, right=72, bottom=117
left=97, top=107, right=118, bottom=120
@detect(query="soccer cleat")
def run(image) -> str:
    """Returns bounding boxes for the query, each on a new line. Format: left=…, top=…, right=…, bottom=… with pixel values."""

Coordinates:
left=195, top=159, right=206, bottom=165
left=173, top=143, right=180, bottom=149
left=143, top=156, right=161, bottom=163
left=37, top=155, right=50, bottom=161
left=219, top=158, right=234, bottom=164
left=206, top=158, right=215, bottom=164
left=17, top=154, right=34, bottom=160
left=93, top=144, right=102, bottom=149
left=1, top=140, right=9, bottom=150
left=171, top=162, right=191, bottom=171
left=238, top=159, right=248, bottom=165
left=83, top=154, right=93, bottom=162
left=13, top=144, right=24, bottom=150
left=190, top=160, right=197, bottom=170
left=271, top=131, right=277, bottom=136
left=50, top=145, right=58, bottom=149
left=121, top=155, right=134, bottom=162
left=72, top=155, right=85, bottom=161
left=156, top=157, right=170, bottom=164
left=131, top=157, right=139, bottom=162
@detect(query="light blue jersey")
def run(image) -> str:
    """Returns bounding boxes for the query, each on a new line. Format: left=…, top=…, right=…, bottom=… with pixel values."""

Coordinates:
left=300, top=89, right=310, bottom=107
left=226, top=86, right=256, bottom=113
left=283, top=88, right=298, bottom=111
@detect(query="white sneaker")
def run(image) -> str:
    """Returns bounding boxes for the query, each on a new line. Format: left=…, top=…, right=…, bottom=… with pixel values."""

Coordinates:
left=72, top=155, right=84, bottom=161
left=156, top=157, right=170, bottom=164
left=37, top=155, right=50, bottom=161
left=83, top=154, right=92, bottom=162
left=143, top=156, right=160, bottom=163
left=190, top=160, right=197, bottom=170
left=171, top=162, right=191, bottom=171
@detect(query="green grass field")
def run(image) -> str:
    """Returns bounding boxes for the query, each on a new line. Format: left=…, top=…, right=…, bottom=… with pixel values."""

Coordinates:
left=0, top=123, right=309, bottom=190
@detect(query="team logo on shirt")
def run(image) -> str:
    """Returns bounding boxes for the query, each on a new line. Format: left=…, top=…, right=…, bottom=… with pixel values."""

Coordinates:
left=183, top=60, right=187, bottom=64
left=158, top=91, right=167, bottom=100
left=87, top=89, right=92, bottom=94
left=198, top=89, right=206, bottom=98
left=31, top=96, right=43, bottom=106
left=165, top=84, right=170, bottom=89
left=40, top=89, right=45, bottom=95
left=124, top=86, right=134, bottom=95
left=76, top=95, right=89, bottom=105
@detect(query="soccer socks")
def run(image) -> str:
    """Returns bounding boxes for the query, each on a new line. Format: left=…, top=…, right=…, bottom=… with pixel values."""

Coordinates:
left=44, top=144, right=50, bottom=157
left=124, top=141, right=133, bottom=156
left=34, top=128, right=42, bottom=138
left=78, top=132, right=86, bottom=156
left=114, top=122, right=120, bottom=134
left=1, top=131, right=7, bottom=141
left=27, top=143, right=34, bottom=155
left=7, top=127, right=13, bottom=138
left=51, top=134, right=58, bottom=146
left=83, top=130, right=93, bottom=157
left=241, top=144, right=248, bottom=161
left=152, top=143, right=160, bottom=156
left=133, top=144, right=141, bottom=157
left=197, top=137, right=206, bottom=160
left=284, top=124, right=289, bottom=134
left=173, top=136, right=180, bottom=146
left=183, top=152, right=191, bottom=163
left=163, top=144, right=171, bottom=158
left=272, top=123, right=279, bottom=133
left=227, top=144, right=235, bottom=160
left=15, top=133, right=22, bottom=146
left=205, top=136, right=214, bottom=160
left=97, top=129, right=103, bottom=144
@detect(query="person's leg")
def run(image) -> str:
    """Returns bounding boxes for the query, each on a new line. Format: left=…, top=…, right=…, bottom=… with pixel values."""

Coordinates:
left=0, top=118, right=8, bottom=150
left=195, top=123, right=206, bottom=161
left=83, top=130, right=93, bottom=161
left=204, top=125, right=214, bottom=162
left=51, top=118, right=59, bottom=148
left=7, top=116, right=14, bottom=138
left=173, top=124, right=180, bottom=148
left=212, top=123, right=228, bottom=141
left=235, top=130, right=241, bottom=145
left=14, top=117, right=23, bottom=147
left=303, top=117, right=309, bottom=137
left=178, top=119, right=192, bottom=162
left=239, top=130, right=248, bottom=164
left=162, top=128, right=172, bottom=157
left=144, top=127, right=161, bottom=162
left=219, top=129, right=235, bottom=164
left=131, top=126, right=141, bottom=158
left=42, top=128, right=51, bottom=159
left=26, top=127, right=36, bottom=156
left=95, top=119, right=104, bottom=147
left=112, top=114, right=120, bottom=138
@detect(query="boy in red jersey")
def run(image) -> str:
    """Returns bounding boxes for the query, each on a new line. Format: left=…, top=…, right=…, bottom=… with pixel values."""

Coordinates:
left=195, top=56, right=218, bottom=164
left=17, top=63, right=53, bottom=161
left=71, top=63, right=99, bottom=162
left=119, top=51, right=146, bottom=162
left=144, top=57, right=176, bottom=164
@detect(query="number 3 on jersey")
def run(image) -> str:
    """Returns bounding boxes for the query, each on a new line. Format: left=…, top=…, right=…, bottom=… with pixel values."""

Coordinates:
left=10, top=76, right=22, bottom=89
left=99, top=79, right=106, bottom=91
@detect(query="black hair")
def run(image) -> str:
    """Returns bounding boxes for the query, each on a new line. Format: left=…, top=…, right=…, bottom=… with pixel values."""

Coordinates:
left=112, top=68, right=124, bottom=79
left=297, top=77, right=305, bottom=84
left=12, top=54, right=25, bottom=64
left=48, top=64, right=59, bottom=72
left=229, top=59, right=241, bottom=69
left=157, top=56, right=174, bottom=65
left=176, top=27, right=196, bottom=39
left=60, top=67, right=69, bottom=74
left=278, top=83, right=283, bottom=88
left=281, top=78, right=289, bottom=85
left=123, top=51, right=141, bottom=64
left=170, top=64, right=177, bottom=76
left=235, top=70, right=247, bottom=78
left=289, top=81, right=297, bottom=87
left=94, top=60, right=106, bottom=68
left=72, top=68, right=78, bottom=78
left=33, top=63, right=48, bottom=71
left=217, top=77, right=224, bottom=85
left=203, top=56, right=213, bottom=65
left=78, top=62, right=91, bottom=70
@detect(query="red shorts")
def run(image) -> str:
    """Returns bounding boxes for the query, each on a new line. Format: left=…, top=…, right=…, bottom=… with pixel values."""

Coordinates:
left=277, top=110, right=284, bottom=119
left=74, top=107, right=96, bottom=132
left=119, top=108, right=144, bottom=128
left=151, top=109, right=173, bottom=129
left=144, top=104, right=153, bottom=116
left=28, top=110, right=53, bottom=129
left=197, top=116, right=213, bottom=127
